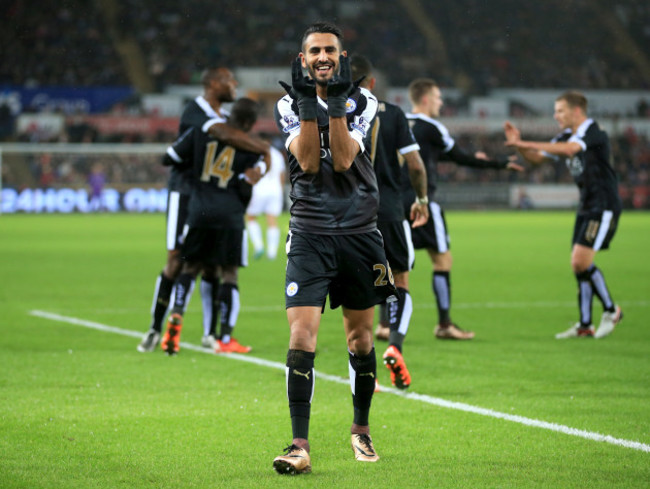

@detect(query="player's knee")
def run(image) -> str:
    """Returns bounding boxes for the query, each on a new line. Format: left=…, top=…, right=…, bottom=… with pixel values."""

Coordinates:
left=346, top=328, right=373, bottom=356
left=571, top=253, right=592, bottom=274
left=289, top=324, right=318, bottom=351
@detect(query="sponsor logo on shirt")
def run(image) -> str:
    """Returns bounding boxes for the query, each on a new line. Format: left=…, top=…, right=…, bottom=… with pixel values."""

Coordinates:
left=282, top=115, right=300, bottom=133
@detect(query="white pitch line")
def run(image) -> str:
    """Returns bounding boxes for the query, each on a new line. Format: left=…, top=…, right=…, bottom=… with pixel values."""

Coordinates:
left=29, top=309, right=650, bottom=454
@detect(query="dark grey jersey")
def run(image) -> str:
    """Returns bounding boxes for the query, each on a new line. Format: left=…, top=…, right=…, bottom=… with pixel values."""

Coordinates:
left=168, top=96, right=228, bottom=195
left=403, top=113, right=506, bottom=203
left=547, top=119, right=621, bottom=213
left=369, top=101, right=420, bottom=222
left=166, top=126, right=260, bottom=229
left=275, top=87, right=379, bottom=235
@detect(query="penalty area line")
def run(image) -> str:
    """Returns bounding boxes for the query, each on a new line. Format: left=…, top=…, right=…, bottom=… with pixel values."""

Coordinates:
left=29, top=309, right=650, bottom=454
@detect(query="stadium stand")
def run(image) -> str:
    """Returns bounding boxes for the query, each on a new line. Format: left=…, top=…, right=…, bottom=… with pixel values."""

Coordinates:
left=2, top=1, right=648, bottom=91
left=1, top=1, right=649, bottom=206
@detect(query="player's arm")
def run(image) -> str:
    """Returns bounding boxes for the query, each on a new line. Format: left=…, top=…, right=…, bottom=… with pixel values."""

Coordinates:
left=278, top=58, right=321, bottom=173
left=508, top=139, right=582, bottom=159
left=445, top=144, right=509, bottom=169
left=162, top=127, right=194, bottom=165
left=403, top=150, right=429, bottom=227
left=288, top=120, right=322, bottom=173
left=504, top=120, right=551, bottom=165
left=328, top=55, right=359, bottom=172
left=207, top=123, right=272, bottom=171
left=329, top=116, right=359, bottom=172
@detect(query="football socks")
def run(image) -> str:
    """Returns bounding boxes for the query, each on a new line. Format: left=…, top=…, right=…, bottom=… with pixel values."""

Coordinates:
left=150, top=271, right=174, bottom=333
left=348, top=348, right=376, bottom=427
left=286, top=349, right=315, bottom=440
left=433, top=271, right=451, bottom=325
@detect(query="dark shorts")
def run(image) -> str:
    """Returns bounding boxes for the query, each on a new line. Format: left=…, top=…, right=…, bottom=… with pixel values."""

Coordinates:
left=573, top=209, right=620, bottom=251
left=181, top=226, right=247, bottom=267
left=409, top=201, right=450, bottom=252
left=285, top=230, right=397, bottom=310
left=377, top=219, right=414, bottom=273
left=166, top=191, right=190, bottom=251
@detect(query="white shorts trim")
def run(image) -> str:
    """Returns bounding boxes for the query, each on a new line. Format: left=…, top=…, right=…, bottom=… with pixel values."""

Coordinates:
left=166, top=191, right=181, bottom=250
left=593, top=210, right=613, bottom=251
left=430, top=202, right=448, bottom=253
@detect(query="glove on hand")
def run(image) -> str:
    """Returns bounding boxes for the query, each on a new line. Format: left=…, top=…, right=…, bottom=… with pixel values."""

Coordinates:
left=326, top=55, right=354, bottom=118
left=279, top=58, right=317, bottom=120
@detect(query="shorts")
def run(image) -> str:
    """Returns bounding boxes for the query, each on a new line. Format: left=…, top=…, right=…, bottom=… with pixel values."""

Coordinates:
left=166, top=191, right=190, bottom=251
left=377, top=219, right=414, bottom=273
left=285, top=230, right=397, bottom=310
left=572, top=209, right=620, bottom=251
left=409, top=201, right=450, bottom=252
left=181, top=226, right=248, bottom=267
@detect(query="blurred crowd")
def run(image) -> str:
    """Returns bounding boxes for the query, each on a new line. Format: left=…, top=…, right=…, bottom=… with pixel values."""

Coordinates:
left=2, top=1, right=648, bottom=91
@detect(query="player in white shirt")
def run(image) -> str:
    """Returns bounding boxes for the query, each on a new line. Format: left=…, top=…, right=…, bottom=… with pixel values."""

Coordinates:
left=246, top=143, right=286, bottom=259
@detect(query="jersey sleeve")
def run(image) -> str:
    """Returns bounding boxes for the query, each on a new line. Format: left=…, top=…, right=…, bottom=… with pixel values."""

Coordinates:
left=351, top=88, right=378, bottom=153
left=430, top=120, right=455, bottom=153
left=275, top=95, right=301, bottom=151
left=166, top=127, right=195, bottom=164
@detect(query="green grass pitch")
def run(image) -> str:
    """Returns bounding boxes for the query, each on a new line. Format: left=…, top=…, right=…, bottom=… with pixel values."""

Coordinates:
left=1, top=210, right=649, bottom=488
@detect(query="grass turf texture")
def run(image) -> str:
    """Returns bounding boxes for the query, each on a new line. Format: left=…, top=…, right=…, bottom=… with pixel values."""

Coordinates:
left=1, top=211, right=648, bottom=488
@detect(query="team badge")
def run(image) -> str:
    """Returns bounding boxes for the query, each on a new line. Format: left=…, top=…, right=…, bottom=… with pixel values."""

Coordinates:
left=286, top=282, right=299, bottom=297
left=345, top=98, right=357, bottom=113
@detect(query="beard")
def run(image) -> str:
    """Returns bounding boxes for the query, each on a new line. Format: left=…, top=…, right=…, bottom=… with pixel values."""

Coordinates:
left=308, top=64, right=335, bottom=87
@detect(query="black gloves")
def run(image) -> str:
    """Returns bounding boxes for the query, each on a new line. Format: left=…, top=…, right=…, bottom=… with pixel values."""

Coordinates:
left=279, top=58, right=317, bottom=121
left=279, top=55, right=362, bottom=119
left=327, top=55, right=353, bottom=118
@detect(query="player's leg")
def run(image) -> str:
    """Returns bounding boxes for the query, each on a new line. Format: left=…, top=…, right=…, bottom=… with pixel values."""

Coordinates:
left=199, top=265, right=219, bottom=348
left=375, top=301, right=390, bottom=341
left=337, top=231, right=395, bottom=460
left=382, top=269, right=413, bottom=389
left=273, top=306, right=320, bottom=475
left=570, top=244, right=598, bottom=337
left=160, top=260, right=199, bottom=355
left=344, top=306, right=380, bottom=462
left=216, top=266, right=251, bottom=353
left=265, top=213, right=281, bottom=260
left=431, top=248, right=474, bottom=340
left=214, top=229, right=251, bottom=353
left=245, top=215, right=264, bottom=259
left=274, top=232, right=331, bottom=475
left=265, top=190, right=284, bottom=260
left=375, top=220, right=412, bottom=343
left=558, top=212, right=622, bottom=339
left=138, top=191, right=187, bottom=352
left=589, top=211, right=623, bottom=338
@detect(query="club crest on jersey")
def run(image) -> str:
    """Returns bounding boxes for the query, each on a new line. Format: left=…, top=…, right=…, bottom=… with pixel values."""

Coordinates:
left=345, top=98, right=357, bottom=113
left=282, top=115, right=300, bottom=133
left=286, top=282, right=299, bottom=297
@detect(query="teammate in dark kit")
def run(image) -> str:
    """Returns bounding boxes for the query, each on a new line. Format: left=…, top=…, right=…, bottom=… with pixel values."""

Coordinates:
left=349, top=54, right=428, bottom=391
left=505, top=90, right=623, bottom=339
left=403, top=78, right=522, bottom=340
left=272, top=22, right=394, bottom=475
left=159, top=97, right=266, bottom=355
left=137, top=68, right=270, bottom=353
